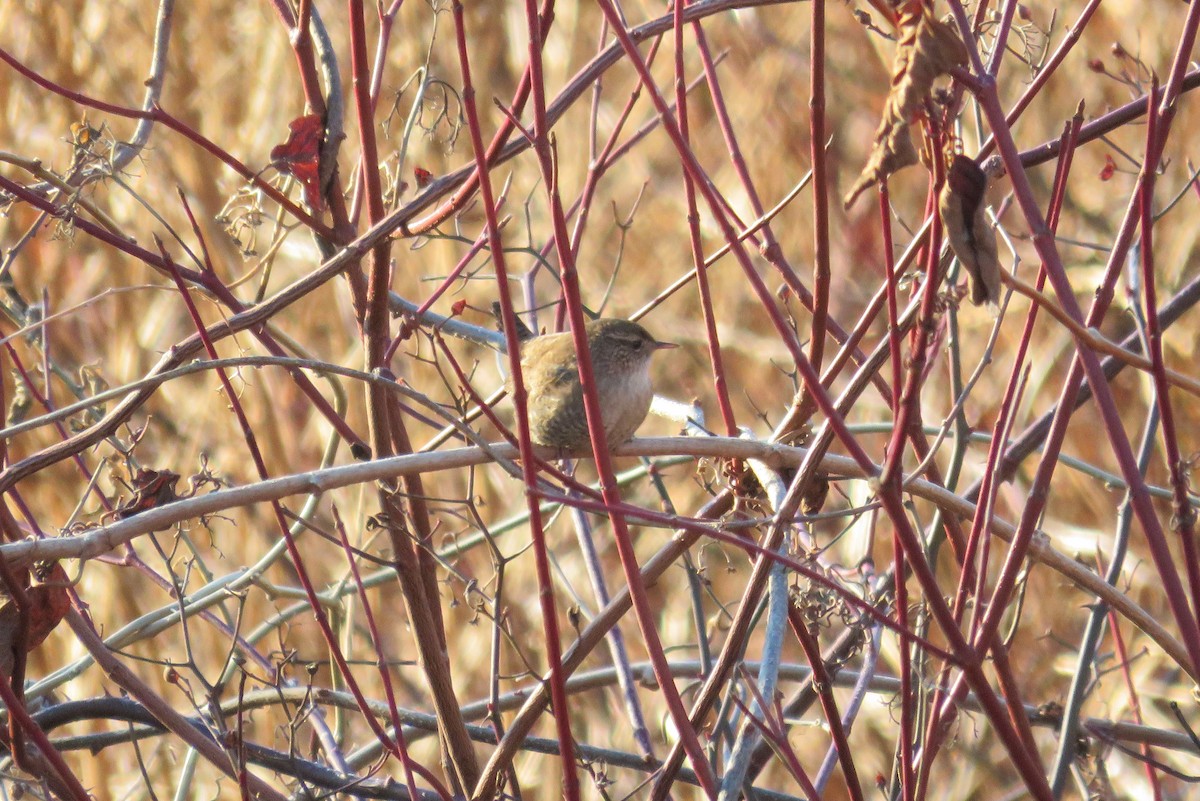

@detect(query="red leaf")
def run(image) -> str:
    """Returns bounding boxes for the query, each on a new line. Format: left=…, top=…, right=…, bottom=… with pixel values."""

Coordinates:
left=271, top=114, right=325, bottom=211
left=116, top=468, right=181, bottom=520
left=1099, top=154, right=1116, bottom=181
left=450, top=299, right=467, bottom=316
left=413, top=167, right=433, bottom=188
left=271, top=114, right=323, bottom=164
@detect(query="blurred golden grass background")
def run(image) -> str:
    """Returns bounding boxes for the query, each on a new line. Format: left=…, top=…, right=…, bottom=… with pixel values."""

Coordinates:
left=2, top=0, right=1200, bottom=798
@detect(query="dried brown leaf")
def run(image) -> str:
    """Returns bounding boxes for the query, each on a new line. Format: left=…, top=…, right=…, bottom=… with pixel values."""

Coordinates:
left=801, top=473, right=830, bottom=517
left=885, top=6, right=969, bottom=123
left=842, top=121, right=919, bottom=209
left=0, top=562, right=70, bottom=679
left=844, top=6, right=970, bottom=208
left=939, top=155, right=1002, bottom=305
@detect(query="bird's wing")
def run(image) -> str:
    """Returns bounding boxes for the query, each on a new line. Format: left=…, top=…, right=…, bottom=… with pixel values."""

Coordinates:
left=528, top=356, right=581, bottom=415
left=545, top=360, right=578, bottom=387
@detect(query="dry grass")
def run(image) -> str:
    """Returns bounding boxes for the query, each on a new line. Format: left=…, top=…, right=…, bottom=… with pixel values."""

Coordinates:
left=1, top=0, right=1199, bottom=799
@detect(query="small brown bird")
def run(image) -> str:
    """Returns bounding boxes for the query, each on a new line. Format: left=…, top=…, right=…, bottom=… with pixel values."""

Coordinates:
left=501, top=312, right=676, bottom=450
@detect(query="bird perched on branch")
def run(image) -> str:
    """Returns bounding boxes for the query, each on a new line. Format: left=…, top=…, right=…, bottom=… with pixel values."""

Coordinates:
left=492, top=303, right=676, bottom=450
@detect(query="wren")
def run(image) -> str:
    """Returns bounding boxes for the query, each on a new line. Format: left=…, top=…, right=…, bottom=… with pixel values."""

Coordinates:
left=507, top=317, right=675, bottom=450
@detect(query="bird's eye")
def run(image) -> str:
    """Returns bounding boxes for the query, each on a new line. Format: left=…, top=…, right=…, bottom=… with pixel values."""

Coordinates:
left=630, top=338, right=644, bottom=350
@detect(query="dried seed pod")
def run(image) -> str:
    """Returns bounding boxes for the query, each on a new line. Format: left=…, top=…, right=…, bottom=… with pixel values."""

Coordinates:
left=939, top=155, right=1002, bottom=306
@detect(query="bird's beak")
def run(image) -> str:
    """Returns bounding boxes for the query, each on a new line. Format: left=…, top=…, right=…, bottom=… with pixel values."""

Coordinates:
left=653, top=340, right=678, bottom=350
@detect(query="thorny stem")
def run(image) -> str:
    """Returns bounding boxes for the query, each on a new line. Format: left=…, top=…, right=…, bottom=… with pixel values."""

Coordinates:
left=927, top=113, right=1081, bottom=782
left=6, top=1, right=1200, bottom=797
left=331, top=508, right=426, bottom=801
left=587, top=3, right=1056, bottom=794
left=0, top=44, right=336, bottom=240
left=0, top=670, right=89, bottom=799
left=65, top=608, right=292, bottom=801
left=161, top=251, right=409, bottom=767
left=674, top=0, right=738, bottom=437
left=948, top=0, right=1200, bottom=685
left=1049, top=407, right=1160, bottom=797
left=1133, top=82, right=1200, bottom=617
left=1107, top=598, right=1166, bottom=801
left=450, top=3, right=581, bottom=798
left=975, top=271, right=1200, bottom=496
left=527, top=0, right=723, bottom=793
left=878, top=181, right=913, bottom=801
left=349, top=2, right=481, bottom=793
left=807, top=0, right=831, bottom=380
left=787, top=605, right=865, bottom=801
left=0, top=175, right=370, bottom=467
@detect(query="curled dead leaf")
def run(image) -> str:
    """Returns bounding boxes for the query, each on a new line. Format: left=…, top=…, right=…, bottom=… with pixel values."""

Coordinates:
left=115, top=468, right=182, bottom=520
left=844, top=6, right=969, bottom=208
left=0, top=562, right=70, bottom=679
left=844, top=122, right=919, bottom=210
left=801, top=473, right=830, bottom=517
left=939, top=155, right=1002, bottom=306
